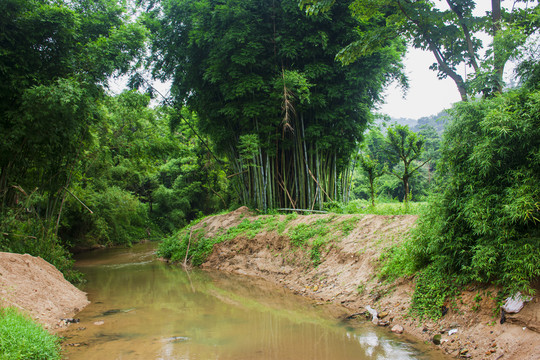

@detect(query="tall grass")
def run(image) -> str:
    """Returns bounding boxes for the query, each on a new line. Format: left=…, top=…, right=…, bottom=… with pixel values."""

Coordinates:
left=0, top=307, right=61, bottom=360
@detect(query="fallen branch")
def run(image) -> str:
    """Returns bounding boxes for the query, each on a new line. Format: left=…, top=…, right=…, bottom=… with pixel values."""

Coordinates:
left=63, top=187, right=93, bottom=214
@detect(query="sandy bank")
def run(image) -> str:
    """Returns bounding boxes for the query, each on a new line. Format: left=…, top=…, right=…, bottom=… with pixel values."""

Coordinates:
left=0, top=252, right=89, bottom=330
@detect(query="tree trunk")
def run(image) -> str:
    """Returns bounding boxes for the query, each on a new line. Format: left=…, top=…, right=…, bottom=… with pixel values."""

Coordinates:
left=492, top=0, right=503, bottom=94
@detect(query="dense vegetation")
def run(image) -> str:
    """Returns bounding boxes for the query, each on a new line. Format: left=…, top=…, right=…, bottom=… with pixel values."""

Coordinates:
left=0, top=0, right=539, bottom=334
left=144, top=0, right=405, bottom=211
left=383, top=84, right=540, bottom=318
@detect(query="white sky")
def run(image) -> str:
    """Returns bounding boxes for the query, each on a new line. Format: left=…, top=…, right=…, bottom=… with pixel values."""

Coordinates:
left=378, top=47, right=463, bottom=119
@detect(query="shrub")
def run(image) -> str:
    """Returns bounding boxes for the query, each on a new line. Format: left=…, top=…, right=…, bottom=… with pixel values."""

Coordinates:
left=394, top=88, right=540, bottom=316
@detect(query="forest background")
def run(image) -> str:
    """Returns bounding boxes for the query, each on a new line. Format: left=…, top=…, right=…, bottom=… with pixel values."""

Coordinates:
left=0, top=0, right=539, bottom=319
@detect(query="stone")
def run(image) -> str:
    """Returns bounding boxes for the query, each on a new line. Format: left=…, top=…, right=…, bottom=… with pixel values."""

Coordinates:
left=391, top=325, right=404, bottom=334
left=433, top=334, right=442, bottom=345
left=93, top=320, right=104, bottom=326
left=378, top=311, right=389, bottom=319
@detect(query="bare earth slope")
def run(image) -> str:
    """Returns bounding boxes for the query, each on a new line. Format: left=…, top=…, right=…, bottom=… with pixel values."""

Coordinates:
left=0, top=252, right=89, bottom=330
left=192, top=207, right=540, bottom=360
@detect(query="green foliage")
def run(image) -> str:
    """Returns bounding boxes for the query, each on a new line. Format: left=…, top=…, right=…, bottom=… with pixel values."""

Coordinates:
left=0, top=308, right=61, bottom=360
left=302, top=0, right=539, bottom=99
left=288, top=218, right=333, bottom=266
left=384, top=88, right=540, bottom=316
left=324, top=200, right=427, bottom=216
left=384, top=124, right=427, bottom=203
left=0, top=0, right=146, bottom=276
left=0, top=189, right=81, bottom=283
left=410, top=266, right=457, bottom=320
left=358, top=131, right=386, bottom=206
left=145, top=0, right=405, bottom=210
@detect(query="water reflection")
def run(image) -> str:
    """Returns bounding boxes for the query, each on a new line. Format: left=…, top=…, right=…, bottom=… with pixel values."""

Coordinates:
left=62, top=243, right=445, bottom=360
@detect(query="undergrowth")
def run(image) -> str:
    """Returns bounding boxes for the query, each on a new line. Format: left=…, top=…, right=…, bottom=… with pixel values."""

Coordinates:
left=0, top=308, right=61, bottom=360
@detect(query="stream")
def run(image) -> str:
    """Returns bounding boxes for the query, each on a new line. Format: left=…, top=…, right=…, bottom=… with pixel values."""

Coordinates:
left=61, top=242, right=446, bottom=360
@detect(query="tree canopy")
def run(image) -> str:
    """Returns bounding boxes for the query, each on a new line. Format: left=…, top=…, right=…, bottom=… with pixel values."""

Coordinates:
left=300, top=0, right=540, bottom=100
left=144, top=0, right=405, bottom=210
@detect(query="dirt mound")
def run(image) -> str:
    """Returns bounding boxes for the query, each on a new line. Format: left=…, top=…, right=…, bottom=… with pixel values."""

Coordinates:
left=197, top=208, right=540, bottom=360
left=0, top=252, right=89, bottom=330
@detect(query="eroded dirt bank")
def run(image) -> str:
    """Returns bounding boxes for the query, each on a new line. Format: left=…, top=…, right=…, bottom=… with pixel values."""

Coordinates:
left=189, top=207, right=540, bottom=359
left=0, top=252, right=89, bottom=330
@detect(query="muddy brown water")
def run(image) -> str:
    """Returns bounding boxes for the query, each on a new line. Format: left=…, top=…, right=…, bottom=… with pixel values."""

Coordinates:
left=61, top=242, right=447, bottom=360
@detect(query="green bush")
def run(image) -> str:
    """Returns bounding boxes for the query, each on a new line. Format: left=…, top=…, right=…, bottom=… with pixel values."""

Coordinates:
left=390, top=88, right=540, bottom=317
left=0, top=308, right=61, bottom=360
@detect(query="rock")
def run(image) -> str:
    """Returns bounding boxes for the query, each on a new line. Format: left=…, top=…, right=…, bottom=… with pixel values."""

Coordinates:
left=448, top=328, right=458, bottom=336
left=505, top=300, right=540, bottom=332
left=378, top=311, right=389, bottom=319
left=391, top=325, right=404, bottom=334
left=377, top=320, right=390, bottom=326
left=93, top=320, right=105, bottom=326
left=433, top=334, right=442, bottom=345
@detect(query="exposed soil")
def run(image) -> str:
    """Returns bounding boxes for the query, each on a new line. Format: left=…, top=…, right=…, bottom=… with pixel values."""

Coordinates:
left=0, top=252, right=89, bottom=330
left=190, top=207, right=540, bottom=360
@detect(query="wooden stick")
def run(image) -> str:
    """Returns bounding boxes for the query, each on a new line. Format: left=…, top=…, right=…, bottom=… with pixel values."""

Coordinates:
left=63, top=187, right=93, bottom=214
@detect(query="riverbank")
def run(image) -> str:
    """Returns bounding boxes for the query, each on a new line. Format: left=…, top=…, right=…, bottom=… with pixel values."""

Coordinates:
left=0, top=252, right=89, bottom=330
left=169, top=207, right=540, bottom=359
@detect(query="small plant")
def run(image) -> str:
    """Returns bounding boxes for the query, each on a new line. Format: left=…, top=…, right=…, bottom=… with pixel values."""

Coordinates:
left=338, top=216, right=361, bottom=236
left=357, top=284, right=366, bottom=294
left=472, top=292, right=482, bottom=311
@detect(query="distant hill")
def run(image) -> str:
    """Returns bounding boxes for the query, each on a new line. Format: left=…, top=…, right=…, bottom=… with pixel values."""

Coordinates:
left=412, top=111, right=450, bottom=134
left=374, top=111, right=450, bottom=134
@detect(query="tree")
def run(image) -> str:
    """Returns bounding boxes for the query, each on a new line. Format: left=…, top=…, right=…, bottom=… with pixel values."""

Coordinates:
left=0, top=0, right=146, bottom=274
left=356, top=128, right=387, bottom=206
left=384, top=124, right=428, bottom=203
left=145, top=0, right=405, bottom=210
left=300, top=0, right=540, bottom=100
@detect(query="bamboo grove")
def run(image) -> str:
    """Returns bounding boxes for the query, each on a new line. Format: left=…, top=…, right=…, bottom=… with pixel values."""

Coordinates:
left=145, top=0, right=405, bottom=210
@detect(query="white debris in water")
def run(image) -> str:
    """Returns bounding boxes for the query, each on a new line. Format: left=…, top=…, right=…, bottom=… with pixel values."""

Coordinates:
left=365, top=305, right=378, bottom=325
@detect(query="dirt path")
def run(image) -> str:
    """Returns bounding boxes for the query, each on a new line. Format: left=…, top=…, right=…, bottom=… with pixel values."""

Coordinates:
left=189, top=207, right=540, bottom=359
left=0, top=252, right=89, bottom=330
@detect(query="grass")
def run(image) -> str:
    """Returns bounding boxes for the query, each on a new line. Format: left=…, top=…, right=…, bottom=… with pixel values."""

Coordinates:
left=0, top=307, right=61, bottom=360
left=324, top=200, right=427, bottom=215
